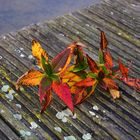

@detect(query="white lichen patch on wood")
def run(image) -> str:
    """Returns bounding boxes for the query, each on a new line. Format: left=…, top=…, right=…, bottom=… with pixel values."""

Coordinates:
left=20, top=53, right=25, bottom=58
left=9, top=89, right=15, bottom=94
left=28, top=55, right=34, bottom=59
left=13, top=114, right=22, bottom=120
left=96, top=115, right=99, bottom=119
left=56, top=108, right=76, bottom=123
left=0, top=110, right=5, bottom=113
left=62, top=117, right=68, bottom=123
left=56, top=112, right=65, bottom=120
left=5, top=93, right=14, bottom=101
left=54, top=126, right=62, bottom=133
left=89, top=111, right=96, bottom=116
left=30, top=122, right=38, bottom=129
left=1, top=85, right=10, bottom=92
left=82, top=133, right=92, bottom=140
left=64, top=135, right=77, bottom=140
left=19, top=47, right=24, bottom=51
left=16, top=104, right=22, bottom=109
left=3, top=88, right=16, bottom=101
left=63, top=108, right=73, bottom=117
left=93, top=105, right=99, bottom=111
left=20, top=130, right=31, bottom=137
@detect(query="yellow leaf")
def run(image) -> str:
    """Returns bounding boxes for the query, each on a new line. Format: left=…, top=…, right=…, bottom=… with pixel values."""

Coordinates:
left=16, top=69, right=44, bottom=90
left=62, top=78, right=69, bottom=83
left=32, top=40, right=48, bottom=68
left=109, top=89, right=120, bottom=99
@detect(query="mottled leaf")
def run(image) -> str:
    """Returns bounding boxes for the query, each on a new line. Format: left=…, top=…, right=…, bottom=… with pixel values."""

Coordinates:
left=32, top=40, right=48, bottom=68
left=39, top=77, right=52, bottom=103
left=75, top=77, right=95, bottom=87
left=73, top=88, right=87, bottom=105
left=41, top=90, right=52, bottom=114
left=103, top=78, right=118, bottom=89
left=52, top=42, right=76, bottom=74
left=16, top=69, right=44, bottom=90
left=86, top=55, right=98, bottom=73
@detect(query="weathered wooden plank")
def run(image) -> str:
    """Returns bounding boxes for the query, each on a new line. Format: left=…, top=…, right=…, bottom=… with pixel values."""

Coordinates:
left=0, top=0, right=140, bottom=139
left=0, top=118, right=20, bottom=140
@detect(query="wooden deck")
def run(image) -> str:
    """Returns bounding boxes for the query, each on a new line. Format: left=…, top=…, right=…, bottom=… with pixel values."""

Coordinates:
left=0, top=0, right=140, bottom=139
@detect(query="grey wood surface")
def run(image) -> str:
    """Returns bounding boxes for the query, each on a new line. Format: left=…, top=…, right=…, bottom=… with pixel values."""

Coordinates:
left=0, top=0, right=140, bottom=139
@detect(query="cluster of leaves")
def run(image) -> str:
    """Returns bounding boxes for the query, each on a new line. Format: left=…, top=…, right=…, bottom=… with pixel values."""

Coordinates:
left=16, top=31, right=140, bottom=113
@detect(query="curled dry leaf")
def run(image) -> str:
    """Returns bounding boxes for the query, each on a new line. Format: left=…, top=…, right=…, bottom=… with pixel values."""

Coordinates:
left=109, top=89, right=120, bottom=99
left=100, top=31, right=108, bottom=50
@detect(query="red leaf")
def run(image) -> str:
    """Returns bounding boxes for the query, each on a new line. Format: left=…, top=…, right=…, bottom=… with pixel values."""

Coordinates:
left=86, top=54, right=98, bottom=73
left=41, top=90, right=52, bottom=114
left=118, top=59, right=129, bottom=78
left=100, top=31, right=108, bottom=50
left=39, top=77, right=52, bottom=104
left=103, top=50, right=113, bottom=69
left=52, top=82, right=74, bottom=112
left=121, top=78, right=140, bottom=91
left=51, top=42, right=76, bottom=74
left=74, top=80, right=98, bottom=105
left=75, top=77, right=95, bottom=87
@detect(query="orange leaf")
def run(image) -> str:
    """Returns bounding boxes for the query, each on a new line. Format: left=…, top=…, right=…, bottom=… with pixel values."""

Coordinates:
left=41, top=90, right=52, bottom=114
left=118, top=59, right=129, bottom=78
left=75, top=77, right=95, bottom=87
left=52, top=82, right=74, bottom=112
left=73, top=88, right=87, bottom=105
left=109, top=89, right=120, bottom=99
left=122, top=78, right=140, bottom=91
left=86, top=54, right=98, bottom=73
left=103, top=78, right=118, bottom=89
left=32, top=40, right=48, bottom=68
left=16, top=69, right=44, bottom=90
left=100, top=31, right=108, bottom=50
left=103, top=50, right=113, bottom=69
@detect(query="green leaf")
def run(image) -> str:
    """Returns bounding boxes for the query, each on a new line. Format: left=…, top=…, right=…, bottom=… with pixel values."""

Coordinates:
left=98, top=49, right=104, bottom=64
left=72, top=57, right=88, bottom=72
left=87, top=72, right=97, bottom=79
left=41, top=55, right=53, bottom=76
left=101, top=65, right=110, bottom=75
left=72, top=63, right=88, bottom=72
left=50, top=74, right=59, bottom=81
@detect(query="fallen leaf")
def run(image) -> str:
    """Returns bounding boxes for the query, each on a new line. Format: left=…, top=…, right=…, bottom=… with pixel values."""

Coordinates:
left=32, top=40, right=48, bottom=68
left=16, top=69, right=44, bottom=90
left=52, top=82, right=74, bottom=112
left=109, top=89, right=120, bottom=99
